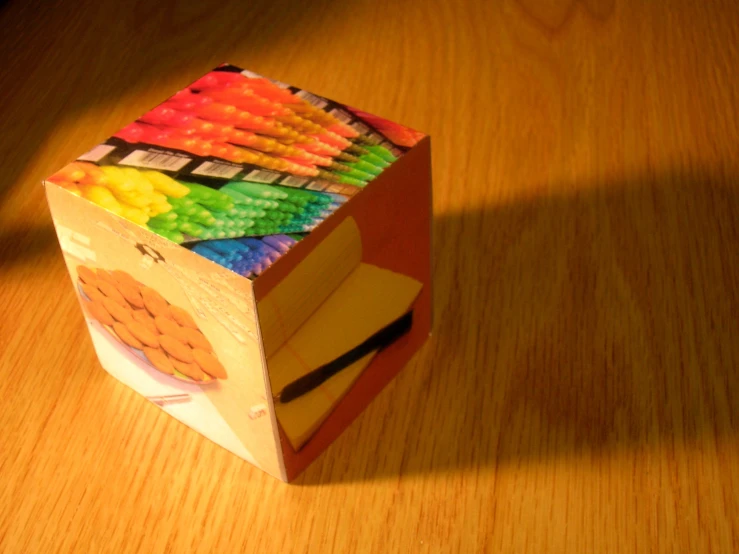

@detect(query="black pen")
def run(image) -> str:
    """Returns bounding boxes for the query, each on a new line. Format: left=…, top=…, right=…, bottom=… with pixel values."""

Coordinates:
left=274, top=310, right=414, bottom=404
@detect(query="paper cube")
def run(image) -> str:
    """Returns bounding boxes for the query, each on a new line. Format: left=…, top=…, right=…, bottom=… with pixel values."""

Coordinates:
left=45, top=64, right=432, bottom=481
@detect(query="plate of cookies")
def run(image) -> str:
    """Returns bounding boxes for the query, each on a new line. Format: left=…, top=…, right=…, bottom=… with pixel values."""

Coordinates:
left=76, top=265, right=227, bottom=384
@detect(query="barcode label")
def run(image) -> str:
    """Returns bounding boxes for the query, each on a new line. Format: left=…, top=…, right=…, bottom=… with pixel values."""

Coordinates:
left=351, top=121, right=370, bottom=134
left=243, top=169, right=280, bottom=183
left=280, top=175, right=309, bottom=188
left=379, top=140, right=403, bottom=156
left=241, top=70, right=264, bottom=79
left=78, top=144, right=115, bottom=162
left=192, top=161, right=241, bottom=179
left=119, top=150, right=191, bottom=171
left=294, top=90, right=328, bottom=109
left=329, top=108, right=353, bottom=124
left=306, top=181, right=328, bottom=191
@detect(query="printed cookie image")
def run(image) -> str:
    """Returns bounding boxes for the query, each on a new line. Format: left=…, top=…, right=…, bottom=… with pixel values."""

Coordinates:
left=81, top=282, right=106, bottom=304
left=181, top=327, right=213, bottom=352
left=192, top=349, right=227, bottom=379
left=117, top=283, right=145, bottom=309
left=132, top=309, right=158, bottom=335
left=77, top=265, right=98, bottom=285
left=126, top=320, right=160, bottom=348
left=96, top=270, right=120, bottom=289
left=169, top=305, right=198, bottom=330
left=103, top=297, right=135, bottom=325
left=111, top=269, right=139, bottom=289
left=141, top=287, right=171, bottom=318
left=86, top=300, right=115, bottom=326
left=113, top=321, right=144, bottom=350
left=98, top=281, right=128, bottom=308
left=160, top=335, right=195, bottom=363
left=154, top=315, right=189, bottom=343
left=143, top=347, right=176, bottom=375
left=169, top=356, right=206, bottom=381
left=76, top=264, right=227, bottom=383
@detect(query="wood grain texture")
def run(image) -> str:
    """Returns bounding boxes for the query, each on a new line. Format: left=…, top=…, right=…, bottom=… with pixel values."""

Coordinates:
left=1, top=0, right=738, bottom=552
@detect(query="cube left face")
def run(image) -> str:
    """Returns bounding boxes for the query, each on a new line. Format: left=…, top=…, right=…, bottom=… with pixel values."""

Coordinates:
left=45, top=183, right=286, bottom=480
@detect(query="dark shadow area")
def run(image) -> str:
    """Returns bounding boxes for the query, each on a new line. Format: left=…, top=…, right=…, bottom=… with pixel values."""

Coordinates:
left=0, top=0, right=353, bottom=274
left=296, top=168, right=739, bottom=485
left=0, top=221, right=58, bottom=271
left=0, top=0, right=348, bottom=206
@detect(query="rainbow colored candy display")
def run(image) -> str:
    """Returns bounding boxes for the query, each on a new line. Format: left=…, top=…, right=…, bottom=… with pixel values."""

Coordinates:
left=47, top=163, right=180, bottom=225
left=191, top=234, right=305, bottom=278
left=346, top=107, right=425, bottom=148
left=110, top=70, right=399, bottom=187
left=47, top=164, right=343, bottom=245
left=47, top=65, right=422, bottom=278
left=186, top=192, right=349, bottom=277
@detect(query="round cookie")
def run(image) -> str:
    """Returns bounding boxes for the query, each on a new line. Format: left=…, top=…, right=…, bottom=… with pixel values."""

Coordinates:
left=159, top=335, right=194, bottom=363
left=77, top=265, right=98, bottom=285
left=154, top=316, right=188, bottom=343
left=86, top=299, right=115, bottom=326
left=143, top=347, right=175, bottom=375
left=193, top=348, right=227, bottom=379
left=181, top=327, right=212, bottom=352
left=169, top=305, right=198, bottom=330
left=102, top=297, right=134, bottom=325
left=81, top=282, right=106, bottom=304
left=132, top=309, right=158, bottom=335
left=125, top=320, right=160, bottom=348
left=96, top=270, right=119, bottom=288
left=118, top=283, right=145, bottom=309
left=98, top=281, right=128, bottom=308
left=141, top=287, right=171, bottom=318
left=111, top=270, right=139, bottom=290
left=169, top=356, right=205, bottom=381
left=113, top=321, right=144, bottom=349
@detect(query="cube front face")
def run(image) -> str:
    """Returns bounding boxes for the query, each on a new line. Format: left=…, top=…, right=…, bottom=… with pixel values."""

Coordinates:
left=45, top=64, right=431, bottom=481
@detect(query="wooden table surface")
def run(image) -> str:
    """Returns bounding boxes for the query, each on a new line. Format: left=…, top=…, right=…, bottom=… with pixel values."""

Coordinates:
left=1, top=0, right=738, bottom=551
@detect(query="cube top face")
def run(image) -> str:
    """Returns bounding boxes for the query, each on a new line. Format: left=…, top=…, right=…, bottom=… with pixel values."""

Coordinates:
left=43, top=63, right=426, bottom=281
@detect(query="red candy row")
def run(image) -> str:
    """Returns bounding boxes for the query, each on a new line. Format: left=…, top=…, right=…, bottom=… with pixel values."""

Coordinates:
left=112, top=71, right=363, bottom=177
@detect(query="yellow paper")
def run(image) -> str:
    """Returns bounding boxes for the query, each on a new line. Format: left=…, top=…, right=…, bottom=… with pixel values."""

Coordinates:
left=269, top=263, right=423, bottom=451
left=258, top=217, right=362, bottom=358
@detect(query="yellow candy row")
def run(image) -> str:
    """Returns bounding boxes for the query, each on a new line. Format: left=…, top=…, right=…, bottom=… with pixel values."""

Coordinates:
left=49, top=163, right=191, bottom=227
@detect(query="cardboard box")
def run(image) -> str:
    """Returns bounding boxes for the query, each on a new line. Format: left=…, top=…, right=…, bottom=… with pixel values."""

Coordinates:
left=44, top=64, right=432, bottom=481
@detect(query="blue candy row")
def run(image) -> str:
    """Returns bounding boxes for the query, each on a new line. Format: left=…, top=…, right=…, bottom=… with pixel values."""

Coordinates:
left=191, top=234, right=303, bottom=278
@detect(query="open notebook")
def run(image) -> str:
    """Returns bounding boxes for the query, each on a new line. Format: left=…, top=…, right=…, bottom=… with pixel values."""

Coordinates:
left=258, top=218, right=423, bottom=451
